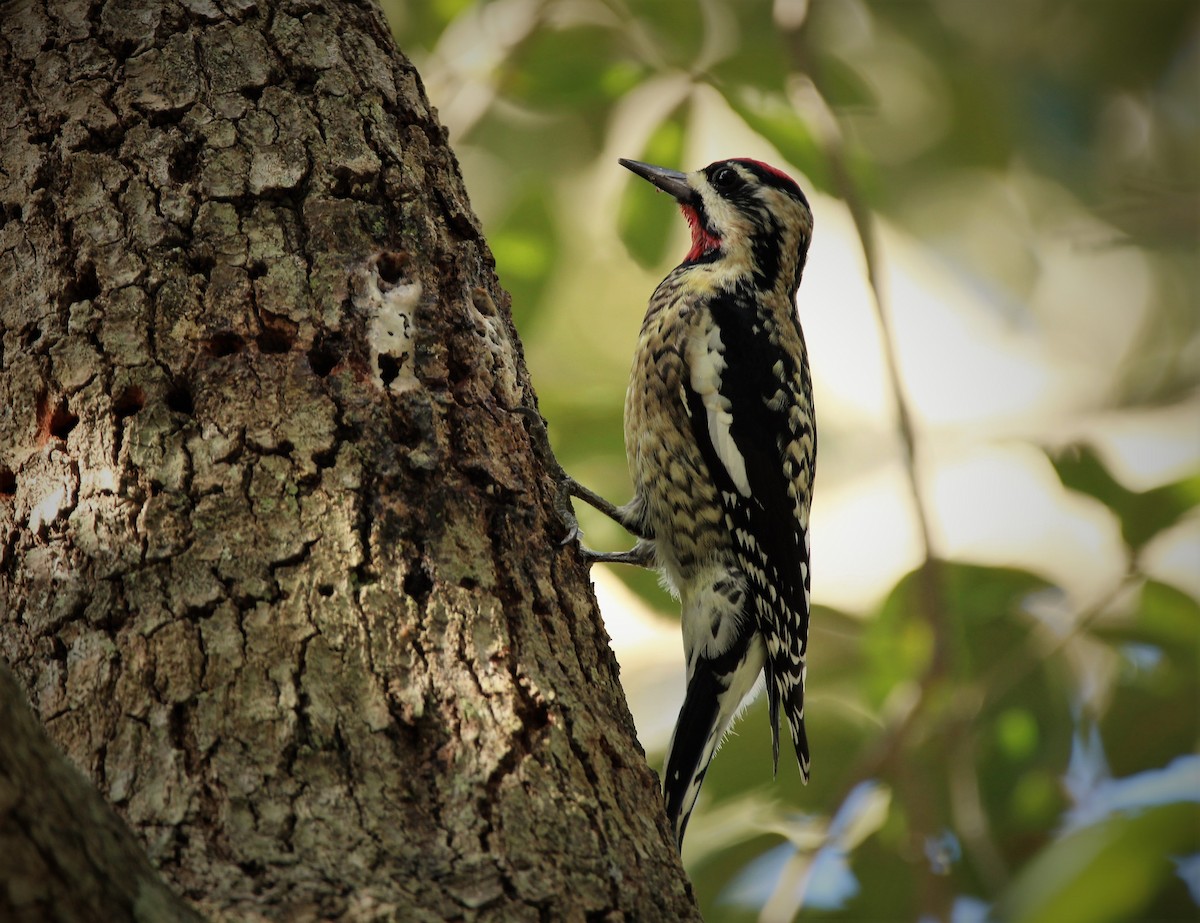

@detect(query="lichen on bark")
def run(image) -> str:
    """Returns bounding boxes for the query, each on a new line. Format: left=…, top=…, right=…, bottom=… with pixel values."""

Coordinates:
left=0, top=1, right=698, bottom=920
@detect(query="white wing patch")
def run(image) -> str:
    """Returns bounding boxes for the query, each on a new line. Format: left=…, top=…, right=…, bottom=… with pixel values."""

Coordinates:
left=686, top=323, right=752, bottom=497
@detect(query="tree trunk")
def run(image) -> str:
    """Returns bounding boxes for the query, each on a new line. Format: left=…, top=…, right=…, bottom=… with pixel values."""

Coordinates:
left=0, top=1, right=699, bottom=919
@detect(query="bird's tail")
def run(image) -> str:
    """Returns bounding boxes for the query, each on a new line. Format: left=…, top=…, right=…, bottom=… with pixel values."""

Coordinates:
left=663, top=666, right=724, bottom=850
left=663, top=635, right=767, bottom=850
left=766, top=652, right=811, bottom=782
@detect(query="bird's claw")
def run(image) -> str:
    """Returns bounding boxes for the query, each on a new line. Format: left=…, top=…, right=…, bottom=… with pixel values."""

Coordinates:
left=512, top=405, right=546, bottom=427
left=560, top=520, right=583, bottom=547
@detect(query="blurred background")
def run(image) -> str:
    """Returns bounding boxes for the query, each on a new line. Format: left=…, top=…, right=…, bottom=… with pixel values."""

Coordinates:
left=384, top=1, right=1199, bottom=920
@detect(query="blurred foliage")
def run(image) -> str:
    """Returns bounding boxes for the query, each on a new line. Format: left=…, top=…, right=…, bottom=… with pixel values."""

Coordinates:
left=386, top=1, right=1199, bottom=920
left=1050, top=443, right=1200, bottom=555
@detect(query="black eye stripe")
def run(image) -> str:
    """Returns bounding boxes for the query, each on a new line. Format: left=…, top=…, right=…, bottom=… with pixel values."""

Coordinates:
left=711, top=167, right=739, bottom=190
left=705, top=161, right=810, bottom=214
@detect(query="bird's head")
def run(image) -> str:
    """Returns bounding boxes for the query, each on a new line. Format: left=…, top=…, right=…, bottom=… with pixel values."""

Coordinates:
left=620, top=157, right=814, bottom=297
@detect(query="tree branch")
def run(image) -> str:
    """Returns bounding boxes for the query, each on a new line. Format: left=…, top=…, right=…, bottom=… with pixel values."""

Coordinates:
left=0, top=663, right=205, bottom=923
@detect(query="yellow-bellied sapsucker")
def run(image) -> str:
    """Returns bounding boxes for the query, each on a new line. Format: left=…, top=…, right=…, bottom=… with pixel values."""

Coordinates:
left=567, top=157, right=817, bottom=849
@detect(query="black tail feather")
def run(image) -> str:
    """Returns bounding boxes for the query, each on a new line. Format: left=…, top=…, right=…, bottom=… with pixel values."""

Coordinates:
left=765, top=655, right=781, bottom=777
left=784, top=670, right=811, bottom=780
left=663, top=666, right=723, bottom=850
left=769, top=650, right=811, bottom=782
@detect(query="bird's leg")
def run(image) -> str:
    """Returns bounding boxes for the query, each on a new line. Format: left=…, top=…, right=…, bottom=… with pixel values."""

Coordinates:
left=560, top=476, right=656, bottom=567
left=508, top=404, right=653, bottom=567
left=562, top=476, right=639, bottom=533
left=579, top=539, right=656, bottom=568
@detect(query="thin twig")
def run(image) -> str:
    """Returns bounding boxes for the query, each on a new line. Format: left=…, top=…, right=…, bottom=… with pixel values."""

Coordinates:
left=772, top=17, right=968, bottom=918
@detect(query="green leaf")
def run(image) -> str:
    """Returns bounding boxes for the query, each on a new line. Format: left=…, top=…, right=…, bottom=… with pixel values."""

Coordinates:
left=706, top=2, right=790, bottom=90
left=808, top=54, right=878, bottom=113
left=1094, top=580, right=1200, bottom=778
left=382, top=0, right=469, bottom=50
left=617, top=103, right=689, bottom=269
left=717, top=85, right=830, bottom=191
left=489, top=185, right=558, bottom=329
left=1137, top=580, right=1200, bottom=640
left=996, top=804, right=1200, bottom=923
left=504, top=25, right=631, bottom=109
left=1092, top=580, right=1200, bottom=649
left=627, top=2, right=707, bottom=70
left=1048, top=443, right=1200, bottom=553
left=866, top=562, right=1050, bottom=702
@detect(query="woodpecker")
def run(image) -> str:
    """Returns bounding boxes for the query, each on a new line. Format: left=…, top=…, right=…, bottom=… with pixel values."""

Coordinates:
left=567, top=157, right=817, bottom=849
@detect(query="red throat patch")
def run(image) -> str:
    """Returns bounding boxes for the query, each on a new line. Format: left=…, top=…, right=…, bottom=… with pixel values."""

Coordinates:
left=681, top=204, right=720, bottom=262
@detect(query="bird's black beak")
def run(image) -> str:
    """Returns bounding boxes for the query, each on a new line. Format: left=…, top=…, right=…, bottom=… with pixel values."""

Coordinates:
left=620, top=159, right=693, bottom=203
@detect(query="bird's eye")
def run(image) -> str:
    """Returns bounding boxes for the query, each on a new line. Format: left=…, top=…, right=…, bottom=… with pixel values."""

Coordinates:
left=711, top=167, right=738, bottom=190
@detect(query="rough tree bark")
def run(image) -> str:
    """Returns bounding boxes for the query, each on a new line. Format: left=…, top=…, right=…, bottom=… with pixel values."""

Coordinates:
left=0, top=1, right=699, bottom=920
